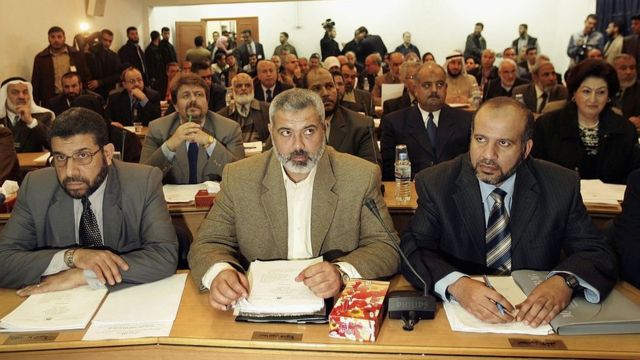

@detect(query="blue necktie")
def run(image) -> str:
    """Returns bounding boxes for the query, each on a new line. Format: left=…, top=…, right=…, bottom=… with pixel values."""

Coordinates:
left=486, top=188, right=512, bottom=274
left=188, top=142, right=198, bottom=184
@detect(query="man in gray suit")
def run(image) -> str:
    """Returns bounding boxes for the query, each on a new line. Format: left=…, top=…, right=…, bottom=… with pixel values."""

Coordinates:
left=512, top=60, right=568, bottom=114
left=189, top=89, right=399, bottom=311
left=141, top=73, right=245, bottom=183
left=304, top=67, right=379, bottom=165
left=0, top=108, right=178, bottom=292
left=401, top=97, right=616, bottom=328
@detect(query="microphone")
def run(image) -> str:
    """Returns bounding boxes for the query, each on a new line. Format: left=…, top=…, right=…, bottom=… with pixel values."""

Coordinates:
left=367, top=122, right=379, bottom=165
left=121, top=128, right=127, bottom=161
left=364, top=198, right=435, bottom=331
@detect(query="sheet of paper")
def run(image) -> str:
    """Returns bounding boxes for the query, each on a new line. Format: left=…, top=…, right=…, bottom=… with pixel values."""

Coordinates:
left=244, top=141, right=263, bottom=154
left=0, top=286, right=107, bottom=332
left=91, top=274, right=187, bottom=325
left=381, top=83, right=405, bottom=107
left=443, top=276, right=553, bottom=335
left=162, top=182, right=220, bottom=203
left=34, top=152, right=51, bottom=164
left=83, top=320, right=173, bottom=341
left=580, top=179, right=626, bottom=205
left=123, top=126, right=136, bottom=133
left=236, top=257, right=324, bottom=315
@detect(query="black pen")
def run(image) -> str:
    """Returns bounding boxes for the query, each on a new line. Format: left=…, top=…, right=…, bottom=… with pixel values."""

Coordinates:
left=483, top=275, right=506, bottom=316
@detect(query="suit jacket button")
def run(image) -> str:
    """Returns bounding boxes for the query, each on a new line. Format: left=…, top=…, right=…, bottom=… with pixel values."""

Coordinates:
left=429, top=161, right=434, bottom=166
left=574, top=167, right=579, bottom=171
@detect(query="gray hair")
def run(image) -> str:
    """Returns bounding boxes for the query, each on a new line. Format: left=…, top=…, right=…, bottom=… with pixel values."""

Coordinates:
left=499, top=58, right=517, bottom=70
left=268, top=88, right=325, bottom=124
left=400, top=61, right=422, bottom=79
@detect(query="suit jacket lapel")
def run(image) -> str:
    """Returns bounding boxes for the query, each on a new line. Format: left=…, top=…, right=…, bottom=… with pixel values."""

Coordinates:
left=310, top=151, right=337, bottom=256
left=407, top=106, right=435, bottom=156
left=452, top=156, right=486, bottom=258
left=510, top=160, right=539, bottom=251
left=525, top=85, right=537, bottom=112
left=436, top=107, right=455, bottom=157
left=102, top=164, right=123, bottom=249
left=328, top=108, right=348, bottom=149
left=48, top=188, right=75, bottom=245
left=260, top=153, right=289, bottom=258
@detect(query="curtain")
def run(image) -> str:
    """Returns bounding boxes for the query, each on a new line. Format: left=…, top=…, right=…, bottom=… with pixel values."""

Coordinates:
left=596, top=0, right=640, bottom=36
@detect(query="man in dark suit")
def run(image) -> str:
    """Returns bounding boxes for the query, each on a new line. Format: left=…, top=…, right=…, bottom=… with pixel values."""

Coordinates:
left=144, top=31, right=165, bottom=93
left=512, top=61, right=568, bottom=114
left=237, top=29, right=265, bottom=68
left=0, top=107, right=178, bottom=291
left=382, top=61, right=421, bottom=116
left=622, top=14, right=640, bottom=75
left=253, top=60, right=293, bottom=102
left=191, top=62, right=227, bottom=112
left=46, top=72, right=103, bottom=116
left=159, top=27, right=178, bottom=67
left=305, top=67, right=379, bottom=164
left=86, top=29, right=123, bottom=100
left=402, top=97, right=616, bottom=327
left=380, top=63, right=472, bottom=180
left=394, top=32, right=420, bottom=58
left=614, top=169, right=640, bottom=289
left=0, top=77, right=54, bottom=153
left=512, top=24, right=539, bottom=58
left=105, top=67, right=161, bottom=127
left=614, top=55, right=640, bottom=129
left=468, top=49, right=498, bottom=90
left=483, top=59, right=528, bottom=101
left=117, top=27, right=147, bottom=83
left=31, top=26, right=91, bottom=105
left=341, top=63, right=374, bottom=116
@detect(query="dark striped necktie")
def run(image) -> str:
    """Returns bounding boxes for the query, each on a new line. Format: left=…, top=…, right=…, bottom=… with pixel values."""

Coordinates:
left=486, top=188, right=511, bottom=274
left=79, top=197, right=103, bottom=247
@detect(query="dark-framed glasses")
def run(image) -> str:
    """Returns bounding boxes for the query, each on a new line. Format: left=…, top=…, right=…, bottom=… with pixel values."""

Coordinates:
left=51, top=148, right=102, bottom=167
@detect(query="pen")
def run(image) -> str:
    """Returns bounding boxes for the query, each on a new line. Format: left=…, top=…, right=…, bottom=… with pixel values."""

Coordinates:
left=483, top=275, right=506, bottom=316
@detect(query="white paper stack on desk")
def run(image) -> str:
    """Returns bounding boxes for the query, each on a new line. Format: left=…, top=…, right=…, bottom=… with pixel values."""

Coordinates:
left=0, top=286, right=107, bottom=332
left=234, top=258, right=325, bottom=316
left=162, top=181, right=220, bottom=203
left=83, top=273, right=187, bottom=341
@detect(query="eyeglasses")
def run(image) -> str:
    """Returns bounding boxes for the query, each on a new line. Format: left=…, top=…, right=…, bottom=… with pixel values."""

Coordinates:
left=126, top=78, right=144, bottom=85
left=420, top=81, right=446, bottom=91
left=51, top=148, right=102, bottom=167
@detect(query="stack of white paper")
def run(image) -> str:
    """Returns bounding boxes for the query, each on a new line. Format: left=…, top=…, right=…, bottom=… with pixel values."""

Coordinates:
left=0, top=286, right=107, bottom=332
left=443, top=276, right=554, bottom=335
left=83, top=274, right=187, bottom=341
left=34, top=152, right=51, bottom=165
left=244, top=141, right=263, bottom=156
left=162, top=181, right=220, bottom=203
left=235, top=258, right=324, bottom=315
left=380, top=83, right=405, bottom=107
left=580, top=179, right=626, bottom=205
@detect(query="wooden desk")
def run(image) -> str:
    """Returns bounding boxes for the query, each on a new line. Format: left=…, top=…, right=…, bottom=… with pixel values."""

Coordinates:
left=16, top=152, right=48, bottom=169
left=2, top=274, right=639, bottom=359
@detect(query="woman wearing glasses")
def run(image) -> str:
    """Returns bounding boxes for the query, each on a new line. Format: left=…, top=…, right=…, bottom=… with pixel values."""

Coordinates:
left=532, top=59, right=640, bottom=184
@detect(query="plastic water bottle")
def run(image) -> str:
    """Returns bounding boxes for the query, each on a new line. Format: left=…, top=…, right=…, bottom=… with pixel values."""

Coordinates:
left=363, top=76, right=370, bottom=92
left=395, top=145, right=411, bottom=202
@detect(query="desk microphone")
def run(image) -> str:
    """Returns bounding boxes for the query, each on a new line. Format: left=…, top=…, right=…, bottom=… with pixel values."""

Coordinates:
left=364, top=198, right=435, bottom=331
left=367, top=123, right=385, bottom=194
left=121, top=128, right=127, bottom=161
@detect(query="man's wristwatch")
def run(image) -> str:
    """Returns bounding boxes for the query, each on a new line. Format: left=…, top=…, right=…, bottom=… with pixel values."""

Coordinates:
left=557, top=273, right=579, bottom=290
left=64, top=248, right=77, bottom=268
left=336, top=266, right=350, bottom=286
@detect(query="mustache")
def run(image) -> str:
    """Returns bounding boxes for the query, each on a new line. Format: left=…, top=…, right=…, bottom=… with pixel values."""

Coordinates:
left=63, top=176, right=90, bottom=186
left=287, top=149, right=309, bottom=161
left=477, top=159, right=498, bottom=167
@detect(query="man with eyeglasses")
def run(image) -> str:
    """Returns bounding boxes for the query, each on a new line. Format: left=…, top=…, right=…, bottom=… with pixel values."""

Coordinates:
left=141, top=73, right=244, bottom=184
left=379, top=62, right=472, bottom=180
left=0, top=107, right=178, bottom=292
left=105, top=67, right=161, bottom=127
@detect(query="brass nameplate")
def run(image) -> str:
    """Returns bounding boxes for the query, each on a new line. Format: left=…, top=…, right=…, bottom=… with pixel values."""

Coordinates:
left=509, top=338, right=567, bottom=350
left=4, top=333, right=58, bottom=345
left=251, top=331, right=303, bottom=342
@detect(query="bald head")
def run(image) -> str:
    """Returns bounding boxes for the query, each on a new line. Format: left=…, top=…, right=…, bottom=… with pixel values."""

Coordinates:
left=257, top=60, right=277, bottom=88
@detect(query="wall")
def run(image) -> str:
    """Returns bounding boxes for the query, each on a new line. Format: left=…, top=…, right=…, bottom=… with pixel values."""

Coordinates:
left=0, top=0, right=145, bottom=82
left=149, top=0, right=596, bottom=73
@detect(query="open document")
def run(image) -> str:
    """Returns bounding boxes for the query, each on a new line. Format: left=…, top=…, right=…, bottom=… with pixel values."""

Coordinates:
left=234, top=257, right=325, bottom=318
left=83, top=273, right=187, bottom=341
left=443, top=276, right=554, bottom=335
left=0, top=286, right=107, bottom=332
left=162, top=181, right=220, bottom=203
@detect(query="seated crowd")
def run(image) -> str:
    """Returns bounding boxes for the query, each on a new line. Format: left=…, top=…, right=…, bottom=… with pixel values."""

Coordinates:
left=2, top=12, right=640, bottom=329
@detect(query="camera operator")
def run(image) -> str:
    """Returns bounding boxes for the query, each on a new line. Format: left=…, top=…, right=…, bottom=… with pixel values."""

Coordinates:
left=321, top=19, right=340, bottom=60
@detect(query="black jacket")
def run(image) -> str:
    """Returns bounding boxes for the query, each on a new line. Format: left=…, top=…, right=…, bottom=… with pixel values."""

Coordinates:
left=118, top=40, right=147, bottom=82
left=533, top=103, right=640, bottom=184
left=105, top=87, right=161, bottom=126
left=86, top=44, right=123, bottom=99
